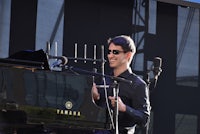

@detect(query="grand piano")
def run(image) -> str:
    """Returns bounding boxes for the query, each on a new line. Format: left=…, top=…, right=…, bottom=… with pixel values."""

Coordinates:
left=0, top=50, right=111, bottom=133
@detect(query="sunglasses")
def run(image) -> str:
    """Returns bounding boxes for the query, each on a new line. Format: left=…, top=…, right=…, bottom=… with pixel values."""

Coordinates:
left=108, top=50, right=125, bottom=55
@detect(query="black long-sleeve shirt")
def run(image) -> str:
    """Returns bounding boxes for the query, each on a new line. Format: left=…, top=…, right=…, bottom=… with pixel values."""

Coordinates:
left=96, top=69, right=151, bottom=131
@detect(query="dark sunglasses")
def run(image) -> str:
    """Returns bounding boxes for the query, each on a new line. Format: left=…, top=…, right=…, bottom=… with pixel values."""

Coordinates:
left=108, top=50, right=125, bottom=55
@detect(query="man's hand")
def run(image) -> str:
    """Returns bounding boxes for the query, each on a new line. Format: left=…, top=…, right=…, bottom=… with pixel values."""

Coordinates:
left=92, top=83, right=100, bottom=101
left=109, top=96, right=126, bottom=112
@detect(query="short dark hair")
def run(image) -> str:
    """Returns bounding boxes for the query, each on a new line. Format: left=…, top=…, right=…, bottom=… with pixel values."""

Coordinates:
left=107, top=35, right=136, bottom=54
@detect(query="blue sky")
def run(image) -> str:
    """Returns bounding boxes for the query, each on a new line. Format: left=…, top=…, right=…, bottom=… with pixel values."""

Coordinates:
left=184, top=0, right=200, bottom=3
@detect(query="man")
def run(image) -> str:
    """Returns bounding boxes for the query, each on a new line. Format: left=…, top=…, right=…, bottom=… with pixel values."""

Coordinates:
left=92, top=35, right=151, bottom=134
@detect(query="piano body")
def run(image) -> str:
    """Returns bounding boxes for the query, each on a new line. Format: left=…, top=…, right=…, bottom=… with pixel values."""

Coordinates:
left=0, top=50, right=110, bottom=133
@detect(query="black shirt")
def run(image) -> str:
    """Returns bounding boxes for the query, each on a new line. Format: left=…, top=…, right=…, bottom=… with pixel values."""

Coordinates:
left=96, top=69, right=151, bottom=131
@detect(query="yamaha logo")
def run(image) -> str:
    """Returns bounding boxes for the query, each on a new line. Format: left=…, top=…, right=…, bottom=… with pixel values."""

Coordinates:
left=57, top=101, right=81, bottom=117
left=65, top=101, right=73, bottom=109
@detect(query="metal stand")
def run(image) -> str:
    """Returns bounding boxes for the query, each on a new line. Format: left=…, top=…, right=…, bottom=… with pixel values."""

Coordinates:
left=112, top=81, right=119, bottom=134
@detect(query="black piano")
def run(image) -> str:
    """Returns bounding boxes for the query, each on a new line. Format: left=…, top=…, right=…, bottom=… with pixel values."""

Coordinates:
left=0, top=50, right=111, bottom=133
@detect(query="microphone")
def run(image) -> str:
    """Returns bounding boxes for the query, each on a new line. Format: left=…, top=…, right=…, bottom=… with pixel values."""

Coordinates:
left=50, top=55, right=68, bottom=67
left=152, top=57, right=162, bottom=88
left=153, top=57, right=162, bottom=79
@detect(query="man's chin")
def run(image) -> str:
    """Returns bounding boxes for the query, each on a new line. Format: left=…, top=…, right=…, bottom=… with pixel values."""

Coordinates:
left=109, top=64, right=116, bottom=68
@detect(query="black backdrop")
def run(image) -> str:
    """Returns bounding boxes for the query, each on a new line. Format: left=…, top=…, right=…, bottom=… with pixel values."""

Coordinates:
left=9, top=0, right=38, bottom=56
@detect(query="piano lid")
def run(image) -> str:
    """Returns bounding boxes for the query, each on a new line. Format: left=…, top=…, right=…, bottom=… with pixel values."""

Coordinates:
left=0, top=49, right=50, bottom=70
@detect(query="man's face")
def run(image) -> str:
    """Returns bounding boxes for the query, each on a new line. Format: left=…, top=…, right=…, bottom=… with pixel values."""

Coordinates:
left=107, top=43, right=128, bottom=69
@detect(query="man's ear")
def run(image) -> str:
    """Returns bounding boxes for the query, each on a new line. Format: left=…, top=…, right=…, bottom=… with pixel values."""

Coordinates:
left=126, top=52, right=134, bottom=64
left=126, top=52, right=132, bottom=60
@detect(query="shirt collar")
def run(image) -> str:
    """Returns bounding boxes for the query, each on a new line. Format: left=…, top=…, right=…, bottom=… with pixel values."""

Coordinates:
left=118, top=68, right=133, bottom=78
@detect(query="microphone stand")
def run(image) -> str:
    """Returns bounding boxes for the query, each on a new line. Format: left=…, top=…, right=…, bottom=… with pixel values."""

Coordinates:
left=66, top=66, right=132, bottom=84
left=111, top=80, right=119, bottom=134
